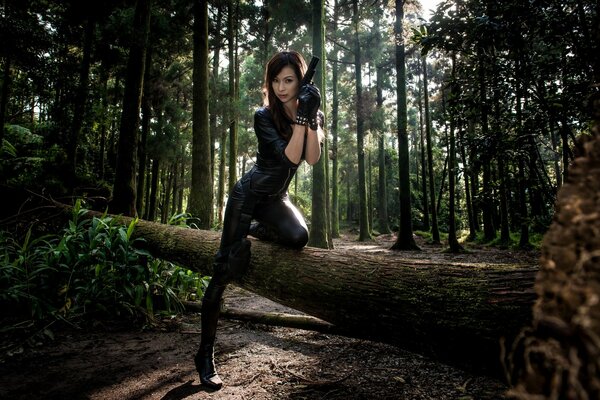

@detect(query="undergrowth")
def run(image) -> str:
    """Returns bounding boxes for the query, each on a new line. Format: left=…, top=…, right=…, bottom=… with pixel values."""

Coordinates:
left=0, top=200, right=208, bottom=354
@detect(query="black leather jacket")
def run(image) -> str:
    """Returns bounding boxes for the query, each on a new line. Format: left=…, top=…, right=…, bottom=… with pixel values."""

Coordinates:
left=246, top=107, right=299, bottom=198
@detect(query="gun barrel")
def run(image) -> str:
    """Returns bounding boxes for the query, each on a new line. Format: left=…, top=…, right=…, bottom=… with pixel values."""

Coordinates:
left=301, top=56, right=320, bottom=86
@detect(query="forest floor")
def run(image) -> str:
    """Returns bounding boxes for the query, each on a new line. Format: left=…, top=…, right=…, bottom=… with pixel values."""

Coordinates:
left=0, top=232, right=540, bottom=400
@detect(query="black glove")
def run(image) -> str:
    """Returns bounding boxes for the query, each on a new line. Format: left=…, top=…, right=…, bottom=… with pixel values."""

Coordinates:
left=227, top=238, right=251, bottom=280
left=296, top=84, right=321, bottom=130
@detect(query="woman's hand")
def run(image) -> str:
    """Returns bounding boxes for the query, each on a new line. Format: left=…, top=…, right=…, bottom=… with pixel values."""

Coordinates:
left=296, top=84, right=321, bottom=129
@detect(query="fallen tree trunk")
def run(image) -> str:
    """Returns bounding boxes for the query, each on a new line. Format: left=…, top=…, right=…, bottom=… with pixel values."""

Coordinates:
left=182, top=301, right=338, bottom=334
left=123, top=218, right=536, bottom=376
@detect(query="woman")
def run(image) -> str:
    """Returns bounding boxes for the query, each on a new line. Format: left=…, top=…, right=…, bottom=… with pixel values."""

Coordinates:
left=194, top=50, right=324, bottom=390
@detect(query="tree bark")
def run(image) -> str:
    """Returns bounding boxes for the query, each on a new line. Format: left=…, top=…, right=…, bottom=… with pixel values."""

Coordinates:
left=375, top=50, right=391, bottom=234
left=136, top=49, right=152, bottom=216
left=330, top=0, right=340, bottom=239
left=308, top=0, right=330, bottom=249
left=188, top=0, right=213, bottom=228
left=478, top=48, right=496, bottom=242
left=446, top=55, right=463, bottom=253
left=422, top=55, right=440, bottom=244
left=391, top=0, right=418, bottom=250
left=227, top=0, right=238, bottom=194
left=352, top=0, right=371, bottom=242
left=506, top=93, right=600, bottom=400
left=418, top=72, right=429, bottom=231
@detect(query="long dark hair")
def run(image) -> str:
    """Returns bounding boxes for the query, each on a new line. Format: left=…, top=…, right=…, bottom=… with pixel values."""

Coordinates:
left=263, top=50, right=307, bottom=140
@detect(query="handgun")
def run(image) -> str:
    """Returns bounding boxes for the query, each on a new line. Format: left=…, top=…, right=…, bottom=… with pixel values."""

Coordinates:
left=300, top=56, right=320, bottom=86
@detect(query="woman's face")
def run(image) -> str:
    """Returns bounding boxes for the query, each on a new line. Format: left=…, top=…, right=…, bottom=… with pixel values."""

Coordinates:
left=272, top=65, right=299, bottom=107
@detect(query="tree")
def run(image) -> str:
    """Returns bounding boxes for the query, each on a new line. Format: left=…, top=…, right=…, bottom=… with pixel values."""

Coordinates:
left=227, top=0, right=238, bottom=194
left=308, top=0, right=331, bottom=249
left=110, top=0, right=152, bottom=217
left=211, top=3, right=225, bottom=226
left=391, top=0, right=419, bottom=250
left=416, top=65, right=430, bottom=231
left=374, top=4, right=391, bottom=235
left=136, top=52, right=152, bottom=216
left=445, top=54, right=463, bottom=252
left=329, top=0, right=341, bottom=239
left=352, top=0, right=372, bottom=241
left=188, top=0, right=213, bottom=228
left=422, top=55, right=440, bottom=244
left=67, top=9, right=95, bottom=192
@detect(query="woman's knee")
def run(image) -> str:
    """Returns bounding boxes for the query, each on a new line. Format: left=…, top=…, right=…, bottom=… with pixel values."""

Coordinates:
left=280, top=226, right=308, bottom=248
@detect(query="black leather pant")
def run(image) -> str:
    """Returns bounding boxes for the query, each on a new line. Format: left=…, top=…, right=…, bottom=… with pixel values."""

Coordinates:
left=214, top=175, right=309, bottom=263
left=199, top=174, right=309, bottom=357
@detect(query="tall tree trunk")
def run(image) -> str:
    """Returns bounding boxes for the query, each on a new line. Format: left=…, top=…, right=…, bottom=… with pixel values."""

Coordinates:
left=329, top=0, right=340, bottom=239
left=68, top=14, right=95, bottom=193
left=162, top=164, right=173, bottom=223
left=417, top=75, right=429, bottom=231
left=136, top=50, right=152, bottom=216
left=111, top=0, right=151, bottom=217
left=422, top=56, right=440, bottom=244
left=217, top=128, right=227, bottom=227
left=548, top=123, right=562, bottom=191
left=143, top=164, right=151, bottom=219
left=391, top=0, right=418, bottom=250
left=458, top=124, right=475, bottom=238
left=98, top=68, right=110, bottom=181
left=148, top=157, right=159, bottom=221
left=478, top=48, right=495, bottom=242
left=188, top=0, right=213, bottom=228
left=106, top=78, right=121, bottom=180
left=377, top=130, right=391, bottom=234
left=375, top=57, right=391, bottom=234
left=308, top=0, right=331, bottom=248
left=467, top=118, right=481, bottom=234
left=171, top=159, right=179, bottom=216
left=368, top=149, right=373, bottom=231
left=212, top=4, right=224, bottom=226
left=260, top=0, right=272, bottom=67
left=515, top=57, right=530, bottom=249
left=446, top=55, right=462, bottom=252
left=227, top=0, right=238, bottom=194
left=352, top=0, right=371, bottom=241
left=491, top=64, right=510, bottom=246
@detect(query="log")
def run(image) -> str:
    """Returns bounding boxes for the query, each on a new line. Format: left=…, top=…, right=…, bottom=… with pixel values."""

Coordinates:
left=124, top=217, right=537, bottom=375
left=182, top=301, right=338, bottom=334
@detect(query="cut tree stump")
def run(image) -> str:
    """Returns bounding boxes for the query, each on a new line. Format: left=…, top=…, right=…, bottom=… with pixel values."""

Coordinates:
left=120, top=217, right=537, bottom=376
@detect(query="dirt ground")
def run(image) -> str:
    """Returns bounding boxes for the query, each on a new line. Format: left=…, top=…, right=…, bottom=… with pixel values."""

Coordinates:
left=0, top=233, right=539, bottom=400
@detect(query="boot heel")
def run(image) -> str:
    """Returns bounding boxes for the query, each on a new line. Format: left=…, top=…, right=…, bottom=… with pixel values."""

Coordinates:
left=195, top=351, right=223, bottom=390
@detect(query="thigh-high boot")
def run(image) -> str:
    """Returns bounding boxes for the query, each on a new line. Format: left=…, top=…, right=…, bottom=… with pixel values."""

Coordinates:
left=194, top=263, right=229, bottom=390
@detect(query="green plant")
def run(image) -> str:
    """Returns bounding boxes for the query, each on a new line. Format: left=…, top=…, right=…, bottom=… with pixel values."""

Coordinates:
left=0, top=201, right=208, bottom=337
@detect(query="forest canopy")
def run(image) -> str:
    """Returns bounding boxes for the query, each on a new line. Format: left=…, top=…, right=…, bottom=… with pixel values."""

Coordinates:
left=0, top=0, right=598, bottom=247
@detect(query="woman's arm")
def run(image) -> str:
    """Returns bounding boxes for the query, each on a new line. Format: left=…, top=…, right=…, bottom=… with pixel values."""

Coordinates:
left=303, top=125, right=323, bottom=165
left=284, top=124, right=313, bottom=165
